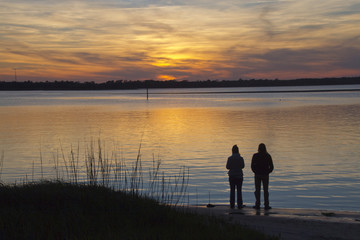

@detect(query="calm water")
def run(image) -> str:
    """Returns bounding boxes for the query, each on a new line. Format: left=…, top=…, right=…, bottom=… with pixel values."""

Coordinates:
left=1, top=85, right=360, bottom=211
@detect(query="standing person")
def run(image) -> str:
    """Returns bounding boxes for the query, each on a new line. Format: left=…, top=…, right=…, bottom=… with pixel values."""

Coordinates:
left=251, top=143, right=274, bottom=210
left=226, top=145, right=245, bottom=209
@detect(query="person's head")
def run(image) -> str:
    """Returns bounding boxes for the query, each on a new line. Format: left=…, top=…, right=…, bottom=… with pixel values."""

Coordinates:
left=258, top=143, right=267, bottom=154
left=232, top=145, right=239, bottom=154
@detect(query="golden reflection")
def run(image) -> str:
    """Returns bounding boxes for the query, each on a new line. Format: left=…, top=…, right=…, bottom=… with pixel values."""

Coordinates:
left=139, top=108, right=261, bottom=161
left=2, top=103, right=360, bottom=179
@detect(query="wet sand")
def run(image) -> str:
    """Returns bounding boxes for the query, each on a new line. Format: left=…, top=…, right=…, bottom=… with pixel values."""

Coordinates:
left=180, top=205, right=360, bottom=240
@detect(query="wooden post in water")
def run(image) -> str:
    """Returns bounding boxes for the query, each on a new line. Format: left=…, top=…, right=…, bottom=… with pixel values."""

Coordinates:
left=146, top=87, right=149, bottom=100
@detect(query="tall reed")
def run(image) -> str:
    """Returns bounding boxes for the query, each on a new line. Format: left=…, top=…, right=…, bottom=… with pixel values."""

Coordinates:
left=52, top=150, right=63, bottom=180
left=40, top=138, right=189, bottom=206
left=0, top=151, right=4, bottom=184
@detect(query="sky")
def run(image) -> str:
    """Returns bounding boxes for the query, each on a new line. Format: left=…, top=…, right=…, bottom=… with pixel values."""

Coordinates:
left=1, top=0, right=360, bottom=82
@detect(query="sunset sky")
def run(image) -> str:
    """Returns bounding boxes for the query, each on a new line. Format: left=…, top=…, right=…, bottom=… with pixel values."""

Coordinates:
left=1, top=0, right=360, bottom=82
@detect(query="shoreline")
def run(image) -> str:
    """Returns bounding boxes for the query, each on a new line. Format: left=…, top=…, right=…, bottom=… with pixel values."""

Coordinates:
left=1, top=77, right=360, bottom=91
left=180, top=205, right=360, bottom=240
left=149, top=88, right=360, bottom=95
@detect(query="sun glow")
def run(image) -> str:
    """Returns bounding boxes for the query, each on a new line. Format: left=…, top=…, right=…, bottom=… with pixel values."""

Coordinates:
left=157, top=75, right=176, bottom=81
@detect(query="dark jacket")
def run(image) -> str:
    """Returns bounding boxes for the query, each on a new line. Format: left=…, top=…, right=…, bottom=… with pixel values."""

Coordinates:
left=226, top=153, right=245, bottom=178
left=251, top=152, right=274, bottom=175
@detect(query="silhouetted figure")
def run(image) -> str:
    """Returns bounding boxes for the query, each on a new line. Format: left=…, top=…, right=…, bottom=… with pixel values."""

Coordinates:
left=226, top=145, right=245, bottom=209
left=251, top=143, right=274, bottom=210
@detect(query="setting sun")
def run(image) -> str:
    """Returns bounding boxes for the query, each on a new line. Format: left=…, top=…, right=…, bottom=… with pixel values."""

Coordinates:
left=157, top=75, right=176, bottom=81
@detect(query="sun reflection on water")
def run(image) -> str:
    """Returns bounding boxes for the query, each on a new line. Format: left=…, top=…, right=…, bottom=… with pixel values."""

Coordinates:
left=0, top=89, right=360, bottom=211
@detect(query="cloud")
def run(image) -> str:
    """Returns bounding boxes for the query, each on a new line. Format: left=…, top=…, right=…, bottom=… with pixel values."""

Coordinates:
left=224, top=45, right=360, bottom=79
left=333, top=47, right=360, bottom=69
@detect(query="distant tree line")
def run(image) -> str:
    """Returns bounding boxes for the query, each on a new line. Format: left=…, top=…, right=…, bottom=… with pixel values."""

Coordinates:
left=1, top=77, right=360, bottom=91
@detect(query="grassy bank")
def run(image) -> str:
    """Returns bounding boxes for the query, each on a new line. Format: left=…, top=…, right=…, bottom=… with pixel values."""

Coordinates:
left=0, top=181, right=277, bottom=240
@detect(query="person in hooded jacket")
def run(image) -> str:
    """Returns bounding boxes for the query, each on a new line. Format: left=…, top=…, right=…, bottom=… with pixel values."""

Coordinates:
left=251, top=143, right=274, bottom=210
left=226, top=145, right=245, bottom=209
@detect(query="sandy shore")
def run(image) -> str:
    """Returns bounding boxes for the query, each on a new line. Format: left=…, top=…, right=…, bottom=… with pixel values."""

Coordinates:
left=179, top=205, right=360, bottom=240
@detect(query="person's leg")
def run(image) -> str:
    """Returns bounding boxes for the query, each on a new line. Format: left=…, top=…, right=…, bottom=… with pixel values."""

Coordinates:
left=229, top=178, right=235, bottom=208
left=263, top=175, right=270, bottom=208
left=236, top=177, right=243, bottom=208
left=254, top=175, right=261, bottom=208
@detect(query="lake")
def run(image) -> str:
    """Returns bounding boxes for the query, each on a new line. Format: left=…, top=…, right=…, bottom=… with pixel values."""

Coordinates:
left=1, top=85, right=360, bottom=211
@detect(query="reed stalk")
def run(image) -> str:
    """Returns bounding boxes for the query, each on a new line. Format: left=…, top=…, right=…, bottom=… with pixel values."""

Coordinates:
left=39, top=145, right=44, bottom=179
left=0, top=151, right=4, bottom=183
left=85, top=140, right=97, bottom=185
left=18, top=138, right=190, bottom=206
left=130, top=142, right=143, bottom=195
left=69, top=143, right=80, bottom=184
left=52, top=150, right=60, bottom=180
left=60, top=141, right=70, bottom=181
